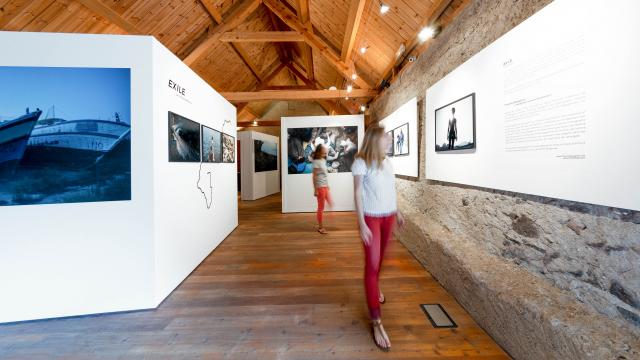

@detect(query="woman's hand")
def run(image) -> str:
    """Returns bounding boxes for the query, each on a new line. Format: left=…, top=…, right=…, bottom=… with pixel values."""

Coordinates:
left=396, top=212, right=405, bottom=229
left=359, top=221, right=373, bottom=245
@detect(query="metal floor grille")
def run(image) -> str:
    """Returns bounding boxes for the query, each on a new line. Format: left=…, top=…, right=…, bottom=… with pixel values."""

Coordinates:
left=420, top=304, right=457, bottom=328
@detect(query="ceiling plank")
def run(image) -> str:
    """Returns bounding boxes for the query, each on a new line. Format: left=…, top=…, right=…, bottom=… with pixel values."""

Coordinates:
left=222, top=89, right=378, bottom=102
left=340, top=0, right=367, bottom=62
left=184, top=0, right=261, bottom=66
left=267, top=8, right=292, bottom=63
left=75, top=0, right=142, bottom=34
left=219, top=31, right=305, bottom=42
left=264, top=0, right=372, bottom=89
left=0, top=0, right=40, bottom=29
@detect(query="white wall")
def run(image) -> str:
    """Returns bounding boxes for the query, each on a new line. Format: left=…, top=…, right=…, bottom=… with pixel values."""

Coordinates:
left=379, top=97, right=419, bottom=177
left=425, top=0, right=640, bottom=211
left=281, top=115, right=364, bottom=213
left=0, top=32, right=155, bottom=323
left=151, top=40, right=238, bottom=304
left=239, top=130, right=280, bottom=201
left=0, top=32, right=238, bottom=323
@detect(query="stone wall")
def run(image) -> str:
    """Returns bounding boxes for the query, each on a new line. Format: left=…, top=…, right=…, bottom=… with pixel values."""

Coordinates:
left=369, top=0, right=640, bottom=358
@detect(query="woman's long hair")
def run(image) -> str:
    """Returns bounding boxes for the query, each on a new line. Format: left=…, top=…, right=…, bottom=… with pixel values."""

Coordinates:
left=312, top=144, right=325, bottom=160
left=356, top=123, right=386, bottom=168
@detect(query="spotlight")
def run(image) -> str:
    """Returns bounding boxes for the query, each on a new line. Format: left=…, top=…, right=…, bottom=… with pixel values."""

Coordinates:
left=408, top=55, right=416, bottom=63
left=359, top=46, right=368, bottom=54
left=328, top=85, right=337, bottom=91
left=351, top=73, right=358, bottom=80
left=360, top=105, right=366, bottom=112
left=252, top=120, right=258, bottom=126
left=347, top=85, right=353, bottom=93
left=380, top=3, right=390, bottom=14
left=345, top=96, right=349, bottom=100
left=418, top=26, right=435, bottom=42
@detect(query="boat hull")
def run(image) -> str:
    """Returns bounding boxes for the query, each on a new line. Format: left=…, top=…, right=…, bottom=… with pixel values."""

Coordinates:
left=0, top=111, right=41, bottom=175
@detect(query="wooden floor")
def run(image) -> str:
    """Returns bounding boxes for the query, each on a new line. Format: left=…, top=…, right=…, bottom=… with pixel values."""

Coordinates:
left=0, top=194, right=509, bottom=359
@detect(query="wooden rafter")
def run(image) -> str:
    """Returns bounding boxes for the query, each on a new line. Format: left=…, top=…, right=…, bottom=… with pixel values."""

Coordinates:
left=267, top=9, right=292, bottom=63
left=75, top=0, right=142, bottom=34
left=295, top=0, right=315, bottom=81
left=377, top=0, right=453, bottom=87
left=340, top=0, right=368, bottom=62
left=222, top=89, right=377, bottom=102
left=184, top=0, right=261, bottom=66
left=220, top=31, right=304, bottom=42
left=263, top=0, right=371, bottom=89
left=286, top=62, right=352, bottom=115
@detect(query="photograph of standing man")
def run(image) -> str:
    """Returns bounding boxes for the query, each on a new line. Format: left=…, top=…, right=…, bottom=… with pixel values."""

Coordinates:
left=447, top=107, right=457, bottom=150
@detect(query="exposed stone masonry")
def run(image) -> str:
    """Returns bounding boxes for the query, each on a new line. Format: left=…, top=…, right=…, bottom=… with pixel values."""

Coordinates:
left=368, top=0, right=640, bottom=358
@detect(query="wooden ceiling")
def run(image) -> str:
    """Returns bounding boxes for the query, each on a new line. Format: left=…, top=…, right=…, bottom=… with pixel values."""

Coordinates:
left=0, top=0, right=469, bottom=125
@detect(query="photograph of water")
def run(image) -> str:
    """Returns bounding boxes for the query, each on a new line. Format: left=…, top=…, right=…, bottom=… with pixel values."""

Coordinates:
left=0, top=66, right=131, bottom=206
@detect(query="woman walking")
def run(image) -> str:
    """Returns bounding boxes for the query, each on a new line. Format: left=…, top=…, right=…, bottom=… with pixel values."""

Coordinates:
left=352, top=124, right=404, bottom=350
left=312, top=144, right=333, bottom=234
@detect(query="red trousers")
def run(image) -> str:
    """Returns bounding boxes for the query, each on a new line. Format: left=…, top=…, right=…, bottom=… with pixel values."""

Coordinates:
left=316, top=187, right=332, bottom=225
left=363, top=214, right=395, bottom=320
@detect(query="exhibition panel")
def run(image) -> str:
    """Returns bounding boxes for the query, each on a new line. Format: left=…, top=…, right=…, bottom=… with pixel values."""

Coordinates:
left=152, top=40, right=238, bottom=303
left=0, top=31, right=155, bottom=323
left=281, top=115, right=364, bottom=213
left=239, top=130, right=280, bottom=201
left=380, top=97, right=419, bottom=177
left=425, top=0, right=640, bottom=211
left=0, top=31, right=238, bottom=323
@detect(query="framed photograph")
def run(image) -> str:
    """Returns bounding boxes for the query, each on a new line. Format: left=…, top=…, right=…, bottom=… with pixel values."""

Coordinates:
left=169, top=111, right=201, bottom=162
left=0, top=66, right=132, bottom=206
left=392, top=123, right=409, bottom=156
left=201, top=125, right=222, bottom=163
left=222, top=133, right=235, bottom=163
left=385, top=130, right=394, bottom=156
left=435, top=93, right=476, bottom=152
left=287, top=126, right=358, bottom=174
left=254, top=139, right=278, bottom=172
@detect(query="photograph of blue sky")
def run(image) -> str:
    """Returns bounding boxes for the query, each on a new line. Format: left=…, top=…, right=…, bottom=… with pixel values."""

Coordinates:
left=0, top=66, right=130, bottom=123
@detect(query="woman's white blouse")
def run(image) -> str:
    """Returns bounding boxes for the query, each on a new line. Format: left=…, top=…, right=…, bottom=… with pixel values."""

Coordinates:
left=351, top=157, right=397, bottom=217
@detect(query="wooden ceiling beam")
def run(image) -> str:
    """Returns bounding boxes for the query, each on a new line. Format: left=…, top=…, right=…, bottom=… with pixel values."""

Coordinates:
left=184, top=0, right=261, bottom=66
left=264, top=0, right=371, bottom=89
left=219, top=31, right=305, bottom=42
left=286, top=62, right=352, bottom=115
left=340, top=0, right=367, bottom=62
left=221, top=89, right=377, bottom=102
left=75, top=0, right=142, bottom=34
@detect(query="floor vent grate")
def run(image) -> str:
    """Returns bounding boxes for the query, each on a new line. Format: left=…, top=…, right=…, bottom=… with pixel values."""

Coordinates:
left=420, top=304, right=457, bottom=328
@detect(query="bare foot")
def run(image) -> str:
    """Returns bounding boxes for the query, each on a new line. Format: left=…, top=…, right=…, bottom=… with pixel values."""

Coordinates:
left=372, top=319, right=391, bottom=351
left=317, top=227, right=328, bottom=235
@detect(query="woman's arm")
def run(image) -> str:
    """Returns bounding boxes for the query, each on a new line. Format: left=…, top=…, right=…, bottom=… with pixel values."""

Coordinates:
left=354, top=175, right=372, bottom=245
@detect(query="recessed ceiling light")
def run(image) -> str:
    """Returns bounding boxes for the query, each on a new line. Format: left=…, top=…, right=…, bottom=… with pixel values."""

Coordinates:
left=380, top=3, right=390, bottom=14
left=418, top=26, right=435, bottom=41
left=347, top=85, right=353, bottom=93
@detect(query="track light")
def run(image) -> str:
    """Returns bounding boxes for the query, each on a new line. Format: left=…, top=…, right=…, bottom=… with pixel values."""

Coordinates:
left=347, top=85, right=353, bottom=93
left=360, top=105, right=366, bottom=112
left=351, top=73, right=358, bottom=80
left=359, top=46, right=368, bottom=54
left=418, top=26, right=435, bottom=41
left=380, top=3, right=390, bottom=14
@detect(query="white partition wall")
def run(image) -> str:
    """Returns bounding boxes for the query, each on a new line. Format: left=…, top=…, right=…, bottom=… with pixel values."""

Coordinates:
left=380, top=97, right=419, bottom=177
left=425, top=0, right=640, bottom=211
left=0, top=32, right=237, bottom=323
left=238, top=130, right=280, bottom=201
left=281, top=115, right=364, bottom=213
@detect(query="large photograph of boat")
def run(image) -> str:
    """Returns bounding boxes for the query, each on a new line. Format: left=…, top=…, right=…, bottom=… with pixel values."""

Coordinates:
left=0, top=66, right=131, bottom=206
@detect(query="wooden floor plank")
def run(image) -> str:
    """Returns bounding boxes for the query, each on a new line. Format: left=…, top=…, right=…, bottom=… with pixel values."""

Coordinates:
left=0, top=194, right=510, bottom=359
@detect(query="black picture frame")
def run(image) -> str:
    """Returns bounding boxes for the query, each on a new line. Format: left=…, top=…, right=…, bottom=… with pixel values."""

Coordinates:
left=434, top=92, right=476, bottom=152
left=168, top=111, right=201, bottom=162
left=201, top=124, right=222, bottom=163
left=391, top=122, right=410, bottom=157
left=222, top=132, right=236, bottom=163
